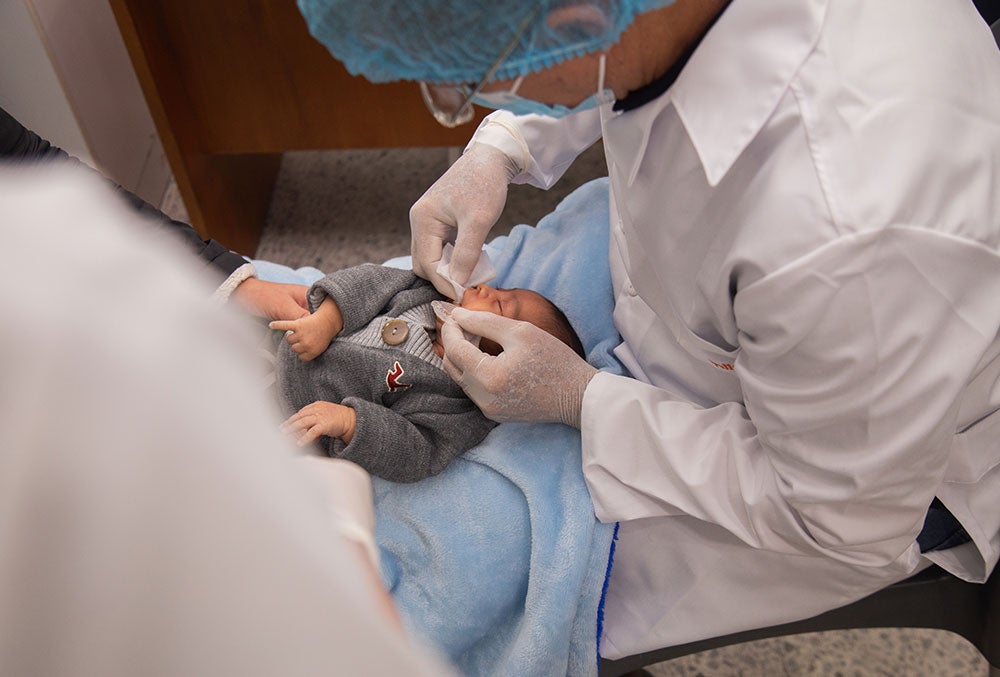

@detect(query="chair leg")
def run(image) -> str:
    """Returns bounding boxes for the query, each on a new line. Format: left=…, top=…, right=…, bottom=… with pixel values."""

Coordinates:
left=984, top=565, right=1000, bottom=677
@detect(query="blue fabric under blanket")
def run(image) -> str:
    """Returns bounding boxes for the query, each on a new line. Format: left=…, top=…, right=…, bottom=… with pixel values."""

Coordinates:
left=254, top=178, right=625, bottom=676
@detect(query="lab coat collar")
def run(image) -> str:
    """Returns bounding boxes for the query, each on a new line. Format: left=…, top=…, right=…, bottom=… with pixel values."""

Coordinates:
left=670, top=0, right=828, bottom=186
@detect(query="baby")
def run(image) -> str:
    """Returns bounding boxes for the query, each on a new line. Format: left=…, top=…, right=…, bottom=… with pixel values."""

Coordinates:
left=270, top=264, right=583, bottom=483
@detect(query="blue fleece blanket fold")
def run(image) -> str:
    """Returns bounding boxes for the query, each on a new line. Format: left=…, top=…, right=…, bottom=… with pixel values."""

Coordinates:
left=255, top=178, right=624, bottom=676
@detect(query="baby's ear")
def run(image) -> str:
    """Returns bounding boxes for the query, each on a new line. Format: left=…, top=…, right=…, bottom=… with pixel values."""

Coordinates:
left=545, top=2, right=614, bottom=42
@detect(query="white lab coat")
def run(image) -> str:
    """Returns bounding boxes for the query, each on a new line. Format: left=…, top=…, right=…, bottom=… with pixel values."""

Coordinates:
left=471, top=0, right=1000, bottom=658
left=0, top=167, right=453, bottom=676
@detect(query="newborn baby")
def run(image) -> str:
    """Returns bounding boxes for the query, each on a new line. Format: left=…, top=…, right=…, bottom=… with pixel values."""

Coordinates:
left=271, top=264, right=583, bottom=482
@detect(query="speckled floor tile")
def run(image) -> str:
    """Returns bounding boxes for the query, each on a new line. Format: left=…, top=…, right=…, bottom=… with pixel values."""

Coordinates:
left=644, top=629, right=986, bottom=677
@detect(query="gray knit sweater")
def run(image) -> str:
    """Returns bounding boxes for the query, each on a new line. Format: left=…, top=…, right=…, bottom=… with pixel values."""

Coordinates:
left=275, top=264, right=496, bottom=483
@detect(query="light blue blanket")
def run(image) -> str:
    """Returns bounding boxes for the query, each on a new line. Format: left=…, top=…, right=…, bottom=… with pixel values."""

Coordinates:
left=255, top=178, right=626, bottom=676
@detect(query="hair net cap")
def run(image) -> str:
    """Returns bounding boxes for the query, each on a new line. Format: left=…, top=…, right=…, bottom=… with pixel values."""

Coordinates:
left=297, top=0, right=677, bottom=84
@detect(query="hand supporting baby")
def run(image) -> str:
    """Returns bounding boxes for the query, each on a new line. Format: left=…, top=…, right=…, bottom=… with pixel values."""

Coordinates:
left=232, top=278, right=310, bottom=321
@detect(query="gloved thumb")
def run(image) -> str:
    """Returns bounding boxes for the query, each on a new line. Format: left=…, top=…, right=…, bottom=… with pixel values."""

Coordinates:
left=439, top=315, right=493, bottom=378
left=450, top=307, right=523, bottom=345
left=449, top=231, right=491, bottom=288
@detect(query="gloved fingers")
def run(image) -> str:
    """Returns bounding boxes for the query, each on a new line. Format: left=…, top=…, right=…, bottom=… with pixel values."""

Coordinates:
left=450, top=307, right=528, bottom=347
left=422, top=261, right=460, bottom=299
left=409, top=226, right=446, bottom=280
left=410, top=141, right=510, bottom=293
left=409, top=222, right=457, bottom=296
left=449, top=229, right=492, bottom=288
left=439, top=319, right=491, bottom=376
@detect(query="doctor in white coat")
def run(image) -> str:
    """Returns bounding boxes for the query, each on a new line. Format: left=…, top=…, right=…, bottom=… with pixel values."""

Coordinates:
left=0, top=166, right=454, bottom=676
left=298, top=0, right=1000, bottom=657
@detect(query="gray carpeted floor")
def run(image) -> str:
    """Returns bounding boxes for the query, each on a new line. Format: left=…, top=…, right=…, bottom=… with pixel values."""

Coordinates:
left=163, top=147, right=987, bottom=677
left=251, top=144, right=611, bottom=271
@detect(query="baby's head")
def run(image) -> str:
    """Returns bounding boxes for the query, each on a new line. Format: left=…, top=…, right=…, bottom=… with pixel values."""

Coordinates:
left=438, top=284, right=585, bottom=358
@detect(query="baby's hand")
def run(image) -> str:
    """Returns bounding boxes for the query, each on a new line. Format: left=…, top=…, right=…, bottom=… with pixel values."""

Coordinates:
left=281, top=401, right=357, bottom=446
left=270, top=313, right=334, bottom=361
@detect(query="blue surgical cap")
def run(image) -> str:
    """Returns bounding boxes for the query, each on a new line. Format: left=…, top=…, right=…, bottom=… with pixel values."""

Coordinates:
left=297, top=0, right=677, bottom=84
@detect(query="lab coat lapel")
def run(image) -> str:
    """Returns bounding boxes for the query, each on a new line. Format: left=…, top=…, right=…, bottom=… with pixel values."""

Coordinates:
left=671, top=0, right=829, bottom=186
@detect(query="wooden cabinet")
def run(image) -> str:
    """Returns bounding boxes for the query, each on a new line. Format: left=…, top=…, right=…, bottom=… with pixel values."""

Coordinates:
left=110, top=0, right=485, bottom=254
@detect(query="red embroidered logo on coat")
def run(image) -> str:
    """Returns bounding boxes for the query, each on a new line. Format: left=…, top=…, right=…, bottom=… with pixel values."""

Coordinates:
left=710, top=360, right=735, bottom=371
left=386, top=361, right=413, bottom=392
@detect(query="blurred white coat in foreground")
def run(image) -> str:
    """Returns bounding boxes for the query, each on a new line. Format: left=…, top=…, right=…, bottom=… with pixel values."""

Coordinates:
left=0, top=166, right=452, bottom=677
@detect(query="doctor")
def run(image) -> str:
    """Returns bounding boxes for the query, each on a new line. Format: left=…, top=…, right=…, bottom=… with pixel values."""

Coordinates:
left=0, top=167, right=453, bottom=676
left=298, top=0, right=1000, bottom=656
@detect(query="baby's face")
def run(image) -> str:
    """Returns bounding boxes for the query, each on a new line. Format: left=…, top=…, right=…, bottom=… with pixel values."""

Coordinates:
left=432, top=285, right=552, bottom=357
left=458, top=285, right=551, bottom=326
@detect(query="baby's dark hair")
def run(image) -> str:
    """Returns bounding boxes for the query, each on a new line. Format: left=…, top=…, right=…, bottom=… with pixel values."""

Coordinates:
left=534, top=296, right=586, bottom=359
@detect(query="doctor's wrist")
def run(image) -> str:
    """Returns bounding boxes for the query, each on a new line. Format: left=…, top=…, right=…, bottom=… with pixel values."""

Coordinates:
left=558, top=363, right=599, bottom=429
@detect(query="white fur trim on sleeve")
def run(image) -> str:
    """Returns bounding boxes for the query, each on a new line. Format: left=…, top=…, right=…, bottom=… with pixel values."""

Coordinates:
left=212, top=261, right=256, bottom=303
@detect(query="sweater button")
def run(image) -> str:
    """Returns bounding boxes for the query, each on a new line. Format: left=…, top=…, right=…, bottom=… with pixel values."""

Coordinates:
left=381, top=319, right=409, bottom=346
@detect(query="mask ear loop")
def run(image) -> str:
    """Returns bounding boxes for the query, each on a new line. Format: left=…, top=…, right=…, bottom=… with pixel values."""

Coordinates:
left=597, top=52, right=607, bottom=94
left=509, top=75, right=525, bottom=96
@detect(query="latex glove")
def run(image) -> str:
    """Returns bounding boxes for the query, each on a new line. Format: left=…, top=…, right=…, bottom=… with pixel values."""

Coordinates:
left=410, top=143, right=519, bottom=297
left=231, top=278, right=309, bottom=320
left=440, top=308, right=598, bottom=427
left=298, top=456, right=379, bottom=569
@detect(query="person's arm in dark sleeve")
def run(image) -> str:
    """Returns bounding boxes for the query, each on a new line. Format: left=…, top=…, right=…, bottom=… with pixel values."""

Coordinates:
left=0, top=105, right=245, bottom=278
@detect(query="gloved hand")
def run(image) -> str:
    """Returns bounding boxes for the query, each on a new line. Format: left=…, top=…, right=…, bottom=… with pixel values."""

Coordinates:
left=298, top=456, right=380, bottom=569
left=440, top=308, right=598, bottom=427
left=410, top=143, right=519, bottom=297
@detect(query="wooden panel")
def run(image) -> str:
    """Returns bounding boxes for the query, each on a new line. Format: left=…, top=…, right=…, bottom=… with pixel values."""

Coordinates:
left=111, top=0, right=484, bottom=154
left=110, top=0, right=484, bottom=254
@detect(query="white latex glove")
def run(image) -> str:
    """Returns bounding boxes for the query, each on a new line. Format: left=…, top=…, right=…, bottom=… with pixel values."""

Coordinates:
left=440, top=308, right=598, bottom=427
left=410, top=143, right=519, bottom=297
left=298, top=456, right=379, bottom=569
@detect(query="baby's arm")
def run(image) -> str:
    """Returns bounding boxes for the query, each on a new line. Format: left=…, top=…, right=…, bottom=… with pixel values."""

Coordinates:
left=282, top=401, right=357, bottom=446
left=270, top=296, right=345, bottom=361
left=337, top=395, right=496, bottom=483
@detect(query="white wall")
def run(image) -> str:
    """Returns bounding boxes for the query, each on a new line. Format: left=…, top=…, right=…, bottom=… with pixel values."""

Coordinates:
left=0, top=0, right=171, bottom=205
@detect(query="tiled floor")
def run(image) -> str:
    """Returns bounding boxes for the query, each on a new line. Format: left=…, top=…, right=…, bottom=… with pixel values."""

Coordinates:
left=644, top=629, right=984, bottom=676
left=163, top=146, right=990, bottom=676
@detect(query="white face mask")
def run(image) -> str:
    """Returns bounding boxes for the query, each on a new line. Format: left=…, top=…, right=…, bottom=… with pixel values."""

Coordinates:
left=472, top=54, right=613, bottom=118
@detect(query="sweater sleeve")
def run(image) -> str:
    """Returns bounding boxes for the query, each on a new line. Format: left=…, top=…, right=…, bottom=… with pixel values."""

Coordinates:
left=307, top=265, right=429, bottom=334
left=337, top=394, right=496, bottom=483
left=0, top=106, right=246, bottom=279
